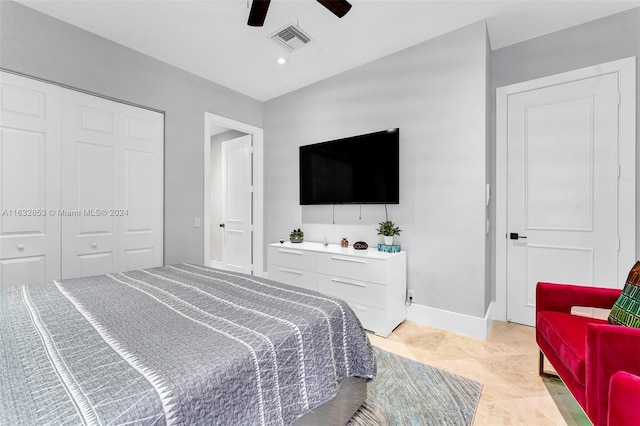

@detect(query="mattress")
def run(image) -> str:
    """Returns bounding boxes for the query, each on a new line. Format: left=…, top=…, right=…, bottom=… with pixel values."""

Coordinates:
left=0, top=264, right=376, bottom=425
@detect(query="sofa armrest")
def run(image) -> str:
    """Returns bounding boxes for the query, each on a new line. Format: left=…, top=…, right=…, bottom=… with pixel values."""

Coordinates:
left=608, top=371, right=640, bottom=426
left=585, top=323, right=640, bottom=426
left=536, top=282, right=621, bottom=314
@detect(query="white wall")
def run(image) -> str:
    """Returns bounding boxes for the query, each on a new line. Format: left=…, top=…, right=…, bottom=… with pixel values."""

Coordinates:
left=264, top=21, right=491, bottom=320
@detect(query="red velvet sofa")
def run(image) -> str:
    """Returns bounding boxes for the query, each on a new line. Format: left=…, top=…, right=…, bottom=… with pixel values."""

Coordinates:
left=608, top=371, right=640, bottom=426
left=536, top=282, right=640, bottom=426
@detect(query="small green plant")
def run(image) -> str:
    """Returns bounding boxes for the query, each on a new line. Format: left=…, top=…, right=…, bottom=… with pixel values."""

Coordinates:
left=376, top=220, right=401, bottom=237
left=290, top=228, right=304, bottom=238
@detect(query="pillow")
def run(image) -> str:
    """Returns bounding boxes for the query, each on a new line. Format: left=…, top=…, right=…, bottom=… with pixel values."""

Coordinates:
left=608, top=261, right=640, bottom=327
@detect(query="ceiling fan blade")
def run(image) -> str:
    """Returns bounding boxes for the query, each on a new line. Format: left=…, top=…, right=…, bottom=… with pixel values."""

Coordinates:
left=247, top=0, right=271, bottom=27
left=316, top=0, right=352, bottom=18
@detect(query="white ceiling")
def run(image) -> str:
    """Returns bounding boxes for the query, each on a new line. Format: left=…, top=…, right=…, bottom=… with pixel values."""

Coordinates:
left=17, top=0, right=640, bottom=101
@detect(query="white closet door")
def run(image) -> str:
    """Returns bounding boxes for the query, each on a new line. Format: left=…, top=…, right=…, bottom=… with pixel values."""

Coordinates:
left=1, top=73, right=163, bottom=284
left=119, top=105, right=163, bottom=271
left=61, top=90, right=119, bottom=278
left=0, top=72, right=62, bottom=288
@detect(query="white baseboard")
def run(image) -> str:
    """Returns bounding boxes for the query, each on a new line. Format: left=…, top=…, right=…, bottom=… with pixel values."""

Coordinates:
left=406, top=301, right=494, bottom=340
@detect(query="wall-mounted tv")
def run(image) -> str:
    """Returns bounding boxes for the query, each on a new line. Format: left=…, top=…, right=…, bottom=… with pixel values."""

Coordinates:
left=299, top=128, right=399, bottom=205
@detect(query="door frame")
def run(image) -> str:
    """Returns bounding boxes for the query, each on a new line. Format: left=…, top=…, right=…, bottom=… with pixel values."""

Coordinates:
left=203, top=112, right=264, bottom=277
left=494, top=57, right=636, bottom=321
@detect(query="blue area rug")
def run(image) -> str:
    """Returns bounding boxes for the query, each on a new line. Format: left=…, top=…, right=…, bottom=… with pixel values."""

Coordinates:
left=348, top=347, right=482, bottom=425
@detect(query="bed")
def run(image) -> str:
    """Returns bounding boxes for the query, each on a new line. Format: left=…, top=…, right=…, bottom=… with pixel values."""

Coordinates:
left=0, top=264, right=376, bottom=425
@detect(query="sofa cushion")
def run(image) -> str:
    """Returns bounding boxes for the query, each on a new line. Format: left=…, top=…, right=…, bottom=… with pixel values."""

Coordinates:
left=609, top=261, right=640, bottom=327
left=537, top=310, right=608, bottom=385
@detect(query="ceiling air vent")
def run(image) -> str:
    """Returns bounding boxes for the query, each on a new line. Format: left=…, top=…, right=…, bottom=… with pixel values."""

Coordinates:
left=271, top=24, right=313, bottom=52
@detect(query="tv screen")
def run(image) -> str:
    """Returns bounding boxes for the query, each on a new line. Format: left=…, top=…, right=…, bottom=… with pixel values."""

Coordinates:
left=299, top=128, right=399, bottom=205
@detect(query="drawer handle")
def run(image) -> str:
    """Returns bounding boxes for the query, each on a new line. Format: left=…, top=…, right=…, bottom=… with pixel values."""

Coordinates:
left=331, top=256, right=366, bottom=264
left=332, top=278, right=366, bottom=288
left=278, top=267, right=303, bottom=275
left=17, top=244, right=25, bottom=251
left=278, top=249, right=303, bottom=255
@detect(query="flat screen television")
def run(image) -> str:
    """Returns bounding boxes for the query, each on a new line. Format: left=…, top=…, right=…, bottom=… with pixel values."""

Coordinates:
left=299, top=128, right=399, bottom=205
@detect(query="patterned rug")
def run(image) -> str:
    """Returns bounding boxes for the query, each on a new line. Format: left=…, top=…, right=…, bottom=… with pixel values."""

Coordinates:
left=348, top=347, right=483, bottom=425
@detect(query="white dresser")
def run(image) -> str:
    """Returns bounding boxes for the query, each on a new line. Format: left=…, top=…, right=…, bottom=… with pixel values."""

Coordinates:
left=267, top=242, right=407, bottom=337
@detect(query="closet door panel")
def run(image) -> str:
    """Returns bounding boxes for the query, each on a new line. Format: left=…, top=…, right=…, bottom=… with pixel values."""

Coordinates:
left=0, top=72, right=61, bottom=288
left=62, top=91, right=118, bottom=279
left=119, top=105, right=163, bottom=272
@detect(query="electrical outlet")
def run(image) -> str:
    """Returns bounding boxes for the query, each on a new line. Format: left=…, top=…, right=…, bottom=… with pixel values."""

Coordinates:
left=408, top=290, right=415, bottom=301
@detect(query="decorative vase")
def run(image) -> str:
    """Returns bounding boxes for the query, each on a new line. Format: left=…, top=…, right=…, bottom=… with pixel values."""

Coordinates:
left=383, top=236, right=393, bottom=246
left=340, top=237, right=349, bottom=248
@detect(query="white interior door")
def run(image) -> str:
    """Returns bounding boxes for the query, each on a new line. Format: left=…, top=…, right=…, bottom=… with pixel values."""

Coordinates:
left=62, top=90, right=119, bottom=278
left=506, top=72, right=621, bottom=325
left=221, top=135, right=252, bottom=274
left=0, top=72, right=61, bottom=287
left=118, top=105, right=163, bottom=272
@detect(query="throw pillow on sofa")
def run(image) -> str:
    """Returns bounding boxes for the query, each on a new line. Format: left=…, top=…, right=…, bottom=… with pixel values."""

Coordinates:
left=608, top=261, right=640, bottom=327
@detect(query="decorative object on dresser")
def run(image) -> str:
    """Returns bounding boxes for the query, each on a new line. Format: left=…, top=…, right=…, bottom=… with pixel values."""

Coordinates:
left=376, top=220, right=401, bottom=246
left=353, top=241, right=368, bottom=250
left=377, top=243, right=401, bottom=253
left=289, top=228, right=304, bottom=243
left=341, top=237, right=349, bottom=248
left=268, top=241, right=407, bottom=337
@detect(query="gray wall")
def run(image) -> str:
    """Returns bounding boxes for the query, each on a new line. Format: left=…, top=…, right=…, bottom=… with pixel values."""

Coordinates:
left=0, top=1, right=263, bottom=265
left=264, top=21, right=491, bottom=318
left=492, top=8, right=640, bottom=278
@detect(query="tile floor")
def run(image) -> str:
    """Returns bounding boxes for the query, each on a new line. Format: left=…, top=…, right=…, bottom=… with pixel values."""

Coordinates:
left=368, top=320, right=591, bottom=425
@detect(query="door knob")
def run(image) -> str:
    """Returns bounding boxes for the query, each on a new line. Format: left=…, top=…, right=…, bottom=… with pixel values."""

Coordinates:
left=509, top=232, right=527, bottom=240
left=219, top=223, right=225, bottom=228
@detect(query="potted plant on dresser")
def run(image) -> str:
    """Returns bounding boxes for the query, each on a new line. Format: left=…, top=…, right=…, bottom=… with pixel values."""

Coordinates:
left=376, top=220, right=401, bottom=245
left=290, top=228, right=304, bottom=243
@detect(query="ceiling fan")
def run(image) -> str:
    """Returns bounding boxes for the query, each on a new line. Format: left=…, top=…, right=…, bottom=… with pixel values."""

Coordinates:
left=248, top=0, right=352, bottom=27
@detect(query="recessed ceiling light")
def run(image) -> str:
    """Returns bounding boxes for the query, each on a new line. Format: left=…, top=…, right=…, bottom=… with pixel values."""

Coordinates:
left=277, top=57, right=286, bottom=65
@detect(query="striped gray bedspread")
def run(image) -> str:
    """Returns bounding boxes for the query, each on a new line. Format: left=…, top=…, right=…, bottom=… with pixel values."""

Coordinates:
left=0, top=264, right=376, bottom=425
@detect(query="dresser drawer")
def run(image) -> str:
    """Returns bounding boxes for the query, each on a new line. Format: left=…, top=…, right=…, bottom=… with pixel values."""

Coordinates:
left=268, top=264, right=317, bottom=291
left=316, top=253, right=387, bottom=284
left=345, top=301, right=388, bottom=336
left=268, top=246, right=317, bottom=271
left=317, top=273, right=385, bottom=310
